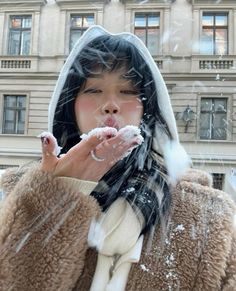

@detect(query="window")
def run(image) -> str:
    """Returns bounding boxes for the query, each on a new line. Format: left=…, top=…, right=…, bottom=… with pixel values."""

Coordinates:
left=2, top=95, right=26, bottom=134
left=200, top=12, right=228, bottom=55
left=8, top=15, right=32, bottom=55
left=199, top=98, right=227, bottom=140
left=212, top=173, right=224, bottom=190
left=134, top=13, right=160, bottom=55
left=70, top=14, right=94, bottom=50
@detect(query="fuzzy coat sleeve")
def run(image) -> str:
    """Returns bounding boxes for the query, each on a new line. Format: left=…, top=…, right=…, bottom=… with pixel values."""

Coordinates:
left=0, top=164, right=101, bottom=291
left=221, top=221, right=236, bottom=290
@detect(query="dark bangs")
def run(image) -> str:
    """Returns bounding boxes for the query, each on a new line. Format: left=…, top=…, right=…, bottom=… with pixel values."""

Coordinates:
left=77, top=36, right=147, bottom=92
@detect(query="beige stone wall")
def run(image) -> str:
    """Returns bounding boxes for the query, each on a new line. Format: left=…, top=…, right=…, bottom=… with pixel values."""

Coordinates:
left=0, top=0, right=236, bottom=197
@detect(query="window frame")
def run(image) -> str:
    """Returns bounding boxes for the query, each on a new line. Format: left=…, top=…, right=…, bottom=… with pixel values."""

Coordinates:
left=200, top=11, right=229, bottom=55
left=0, top=93, right=29, bottom=135
left=69, top=13, right=95, bottom=52
left=212, top=173, right=225, bottom=190
left=7, top=14, right=32, bottom=56
left=134, top=12, right=160, bottom=56
left=198, top=95, right=231, bottom=141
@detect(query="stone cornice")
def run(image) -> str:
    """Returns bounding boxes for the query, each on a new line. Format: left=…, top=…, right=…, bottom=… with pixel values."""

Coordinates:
left=0, top=0, right=45, bottom=12
left=56, top=0, right=105, bottom=10
left=187, top=0, right=236, bottom=5
left=120, top=0, right=175, bottom=3
left=0, top=0, right=45, bottom=5
left=56, top=0, right=106, bottom=4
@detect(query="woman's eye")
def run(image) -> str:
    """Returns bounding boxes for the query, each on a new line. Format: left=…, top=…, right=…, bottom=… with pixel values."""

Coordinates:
left=120, top=90, right=139, bottom=95
left=83, top=88, right=102, bottom=94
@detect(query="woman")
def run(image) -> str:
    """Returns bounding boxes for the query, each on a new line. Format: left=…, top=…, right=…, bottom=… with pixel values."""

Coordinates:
left=0, top=26, right=235, bottom=291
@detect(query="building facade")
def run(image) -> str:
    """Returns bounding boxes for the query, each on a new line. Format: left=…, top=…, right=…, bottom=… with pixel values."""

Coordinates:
left=0, top=0, right=236, bottom=198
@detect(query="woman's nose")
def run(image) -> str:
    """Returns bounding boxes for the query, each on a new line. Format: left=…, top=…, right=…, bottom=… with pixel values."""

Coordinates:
left=101, top=99, right=120, bottom=114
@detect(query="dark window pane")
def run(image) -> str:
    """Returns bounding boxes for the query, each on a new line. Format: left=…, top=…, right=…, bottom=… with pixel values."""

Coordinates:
left=4, top=122, right=15, bottom=133
left=200, top=98, right=227, bottom=140
left=212, top=173, right=224, bottom=190
left=134, top=28, right=146, bottom=44
left=200, top=128, right=211, bottom=139
left=18, top=96, right=26, bottom=107
left=10, top=17, right=22, bottom=28
left=84, top=15, right=94, bottom=27
left=8, top=30, right=21, bottom=55
left=212, top=128, right=227, bottom=140
left=70, top=30, right=83, bottom=49
left=214, top=99, right=227, bottom=112
left=5, top=96, right=16, bottom=107
left=215, top=15, right=227, bottom=26
left=148, top=15, right=159, bottom=26
left=215, top=29, right=227, bottom=55
left=22, top=17, right=32, bottom=28
left=3, top=95, right=26, bottom=134
left=17, top=122, right=25, bottom=134
left=201, top=99, right=212, bottom=111
left=71, top=16, right=82, bottom=28
left=135, top=15, right=146, bottom=27
left=5, top=109, right=15, bottom=121
left=202, top=15, right=214, bottom=26
left=200, top=112, right=211, bottom=129
left=21, top=30, right=31, bottom=55
left=18, top=110, right=25, bottom=122
left=214, top=113, right=226, bottom=128
left=147, top=28, right=159, bottom=55
left=201, top=29, right=214, bottom=54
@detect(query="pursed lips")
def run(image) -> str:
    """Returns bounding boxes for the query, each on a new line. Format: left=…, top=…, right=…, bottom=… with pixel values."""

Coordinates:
left=102, top=117, right=119, bottom=129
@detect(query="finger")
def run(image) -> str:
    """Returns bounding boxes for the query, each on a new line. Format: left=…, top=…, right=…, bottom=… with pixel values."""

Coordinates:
left=39, top=132, right=59, bottom=170
left=70, top=127, right=118, bottom=156
left=94, top=129, right=144, bottom=164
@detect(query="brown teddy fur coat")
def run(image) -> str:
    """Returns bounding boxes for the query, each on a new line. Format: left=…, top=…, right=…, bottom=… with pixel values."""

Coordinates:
left=0, top=165, right=235, bottom=291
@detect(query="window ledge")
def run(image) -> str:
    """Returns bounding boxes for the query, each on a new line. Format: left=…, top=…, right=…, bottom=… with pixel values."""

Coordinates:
left=196, top=139, right=233, bottom=143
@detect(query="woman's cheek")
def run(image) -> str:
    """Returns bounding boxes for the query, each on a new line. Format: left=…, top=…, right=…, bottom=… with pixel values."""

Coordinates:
left=75, top=97, right=97, bottom=113
left=75, top=97, right=99, bottom=133
left=125, top=100, right=143, bottom=116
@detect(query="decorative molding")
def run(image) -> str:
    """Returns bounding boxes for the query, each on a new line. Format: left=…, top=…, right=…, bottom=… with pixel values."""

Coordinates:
left=56, top=0, right=105, bottom=10
left=56, top=0, right=105, bottom=4
left=188, top=0, right=236, bottom=5
left=0, top=0, right=45, bottom=5
left=0, top=0, right=45, bottom=12
left=120, top=0, right=175, bottom=3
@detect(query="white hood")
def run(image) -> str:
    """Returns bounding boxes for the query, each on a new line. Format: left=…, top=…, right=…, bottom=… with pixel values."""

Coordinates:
left=48, top=25, right=191, bottom=184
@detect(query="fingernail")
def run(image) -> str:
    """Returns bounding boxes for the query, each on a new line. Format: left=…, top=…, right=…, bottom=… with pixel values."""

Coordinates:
left=41, top=137, right=49, bottom=145
left=105, top=133, right=116, bottom=139
left=132, top=142, right=139, bottom=146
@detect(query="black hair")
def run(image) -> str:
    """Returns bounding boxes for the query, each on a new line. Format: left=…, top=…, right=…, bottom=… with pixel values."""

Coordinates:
left=53, top=34, right=172, bottom=234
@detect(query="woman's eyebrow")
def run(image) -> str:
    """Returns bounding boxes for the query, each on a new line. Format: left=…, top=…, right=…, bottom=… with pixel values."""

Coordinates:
left=88, top=74, right=103, bottom=79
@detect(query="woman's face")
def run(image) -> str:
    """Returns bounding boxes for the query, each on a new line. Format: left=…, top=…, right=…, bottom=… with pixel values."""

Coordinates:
left=75, top=68, right=143, bottom=133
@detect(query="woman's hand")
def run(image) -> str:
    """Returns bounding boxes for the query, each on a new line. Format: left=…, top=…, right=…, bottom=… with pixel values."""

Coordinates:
left=40, top=126, right=143, bottom=182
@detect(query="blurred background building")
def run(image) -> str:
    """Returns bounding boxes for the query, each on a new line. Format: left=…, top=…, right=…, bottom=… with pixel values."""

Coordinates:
left=0, top=0, right=236, bottom=197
